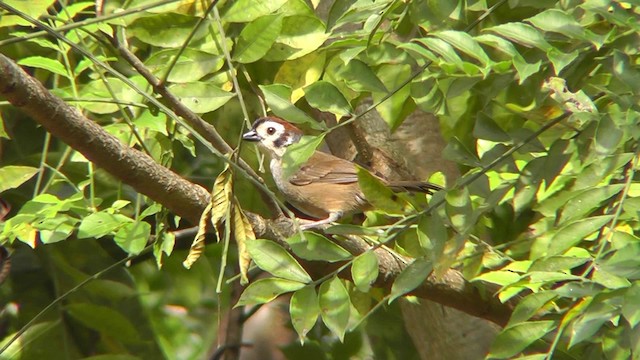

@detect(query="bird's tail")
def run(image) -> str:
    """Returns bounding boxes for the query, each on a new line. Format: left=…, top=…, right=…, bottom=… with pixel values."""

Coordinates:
left=387, top=181, right=443, bottom=194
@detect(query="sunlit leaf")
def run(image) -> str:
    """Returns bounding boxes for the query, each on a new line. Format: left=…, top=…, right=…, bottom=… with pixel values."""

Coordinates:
left=274, top=52, right=326, bottom=102
left=336, top=59, right=388, bottom=93
left=0, top=166, right=39, bottom=193
left=282, top=134, right=325, bottom=180
left=18, top=56, right=70, bottom=79
left=433, top=31, right=492, bottom=67
left=168, top=82, right=234, bottom=114
left=484, top=22, right=552, bottom=51
left=547, top=216, right=613, bottom=256
left=304, top=81, right=352, bottom=118
left=259, top=84, right=323, bottom=129
left=114, top=221, right=150, bottom=255
left=489, top=321, right=555, bottom=358
left=234, top=14, right=283, bottom=63
left=507, top=291, right=557, bottom=327
left=77, top=212, right=131, bottom=239
left=146, top=49, right=223, bottom=83
left=569, top=302, right=617, bottom=348
left=129, top=13, right=210, bottom=47
left=223, top=0, right=288, bottom=23
left=356, top=166, right=408, bottom=215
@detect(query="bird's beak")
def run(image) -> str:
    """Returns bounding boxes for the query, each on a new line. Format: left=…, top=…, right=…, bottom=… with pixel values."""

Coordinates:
left=242, top=129, right=261, bottom=142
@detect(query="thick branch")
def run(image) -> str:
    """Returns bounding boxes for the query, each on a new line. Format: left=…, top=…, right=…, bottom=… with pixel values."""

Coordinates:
left=0, top=54, right=209, bottom=224
left=0, top=54, right=513, bottom=326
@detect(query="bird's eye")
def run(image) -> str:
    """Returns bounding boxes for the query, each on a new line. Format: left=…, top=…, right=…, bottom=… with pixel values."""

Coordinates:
left=266, top=127, right=276, bottom=135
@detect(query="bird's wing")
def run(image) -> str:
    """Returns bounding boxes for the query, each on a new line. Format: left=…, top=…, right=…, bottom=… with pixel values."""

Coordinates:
left=289, top=151, right=359, bottom=185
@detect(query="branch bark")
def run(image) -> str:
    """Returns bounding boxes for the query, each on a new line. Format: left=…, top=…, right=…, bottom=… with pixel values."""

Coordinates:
left=0, top=54, right=513, bottom=327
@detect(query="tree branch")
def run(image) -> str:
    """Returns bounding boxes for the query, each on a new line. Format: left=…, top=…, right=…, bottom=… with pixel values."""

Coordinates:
left=0, top=54, right=513, bottom=326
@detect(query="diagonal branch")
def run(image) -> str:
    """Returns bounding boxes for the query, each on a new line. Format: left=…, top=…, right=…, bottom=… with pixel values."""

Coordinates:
left=0, top=54, right=514, bottom=326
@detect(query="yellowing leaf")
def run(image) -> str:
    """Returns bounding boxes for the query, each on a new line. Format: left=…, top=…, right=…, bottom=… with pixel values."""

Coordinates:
left=233, top=201, right=255, bottom=285
left=183, top=163, right=234, bottom=269
left=182, top=202, right=212, bottom=269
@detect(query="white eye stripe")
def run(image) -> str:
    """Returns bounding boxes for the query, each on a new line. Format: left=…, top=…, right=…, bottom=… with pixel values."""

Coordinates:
left=259, top=122, right=284, bottom=136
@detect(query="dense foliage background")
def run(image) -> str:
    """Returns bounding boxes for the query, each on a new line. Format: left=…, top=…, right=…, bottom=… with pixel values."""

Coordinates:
left=1, top=0, right=639, bottom=359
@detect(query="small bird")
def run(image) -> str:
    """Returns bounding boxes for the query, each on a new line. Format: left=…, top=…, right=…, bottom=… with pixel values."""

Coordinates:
left=242, top=116, right=442, bottom=229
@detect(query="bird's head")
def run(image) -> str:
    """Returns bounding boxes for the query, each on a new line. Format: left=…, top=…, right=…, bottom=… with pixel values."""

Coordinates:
left=242, top=116, right=304, bottom=158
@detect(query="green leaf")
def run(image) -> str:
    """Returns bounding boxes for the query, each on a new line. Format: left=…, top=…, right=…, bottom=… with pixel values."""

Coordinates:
left=410, top=76, right=445, bottom=114
left=66, top=303, right=140, bottom=343
left=529, top=256, right=589, bottom=273
left=547, top=216, right=613, bottom=256
left=304, top=81, right=352, bottom=118
left=259, top=84, right=323, bottom=129
left=223, top=0, right=288, bottom=23
left=234, top=15, right=283, bottom=63
left=351, top=251, right=378, bottom=293
left=507, top=292, right=557, bottom=327
left=319, top=277, right=350, bottom=342
left=613, top=51, right=640, bottom=95
left=559, top=185, right=625, bottom=224
left=129, top=13, right=210, bottom=47
left=336, top=59, right=388, bottom=93
left=246, top=239, right=312, bottom=283
left=356, top=166, right=408, bottom=215
left=77, top=212, right=132, bottom=239
left=290, top=286, right=320, bottom=343
left=443, top=137, right=481, bottom=167
left=473, top=113, right=510, bottom=142
left=489, top=321, right=556, bottom=358
left=282, top=134, right=325, bottom=180
left=445, top=188, right=472, bottom=232
left=274, top=52, right=326, bottom=101
left=474, top=34, right=540, bottom=83
left=484, top=23, right=552, bottom=51
left=569, top=303, right=617, bottom=348
left=417, top=213, right=448, bottom=260
left=0, top=166, right=39, bottom=193
left=236, top=278, right=306, bottom=306
left=622, top=283, right=640, bottom=328
left=0, top=0, right=56, bottom=27
left=591, top=268, right=631, bottom=290
left=168, top=82, right=234, bottom=114
left=146, top=49, right=223, bottom=83
left=17, top=56, right=70, bottom=79
left=526, top=9, right=585, bottom=40
left=415, top=37, right=465, bottom=71
left=595, top=116, right=623, bottom=155
left=114, top=221, right=151, bottom=255
left=546, top=48, right=580, bottom=75
left=472, top=270, right=521, bottom=287
left=433, top=31, right=492, bottom=67
left=37, top=216, right=76, bottom=244
left=372, top=63, right=412, bottom=130
left=0, top=322, right=58, bottom=358
left=264, top=15, right=329, bottom=61
left=573, top=154, right=633, bottom=190
left=287, top=232, right=351, bottom=262
left=389, top=257, right=433, bottom=303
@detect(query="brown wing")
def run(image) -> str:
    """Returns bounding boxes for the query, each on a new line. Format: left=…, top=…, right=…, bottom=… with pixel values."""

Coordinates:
left=289, top=151, right=359, bottom=186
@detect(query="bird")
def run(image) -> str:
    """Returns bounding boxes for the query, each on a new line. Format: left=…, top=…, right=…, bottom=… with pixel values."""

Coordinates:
left=242, top=116, right=443, bottom=229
